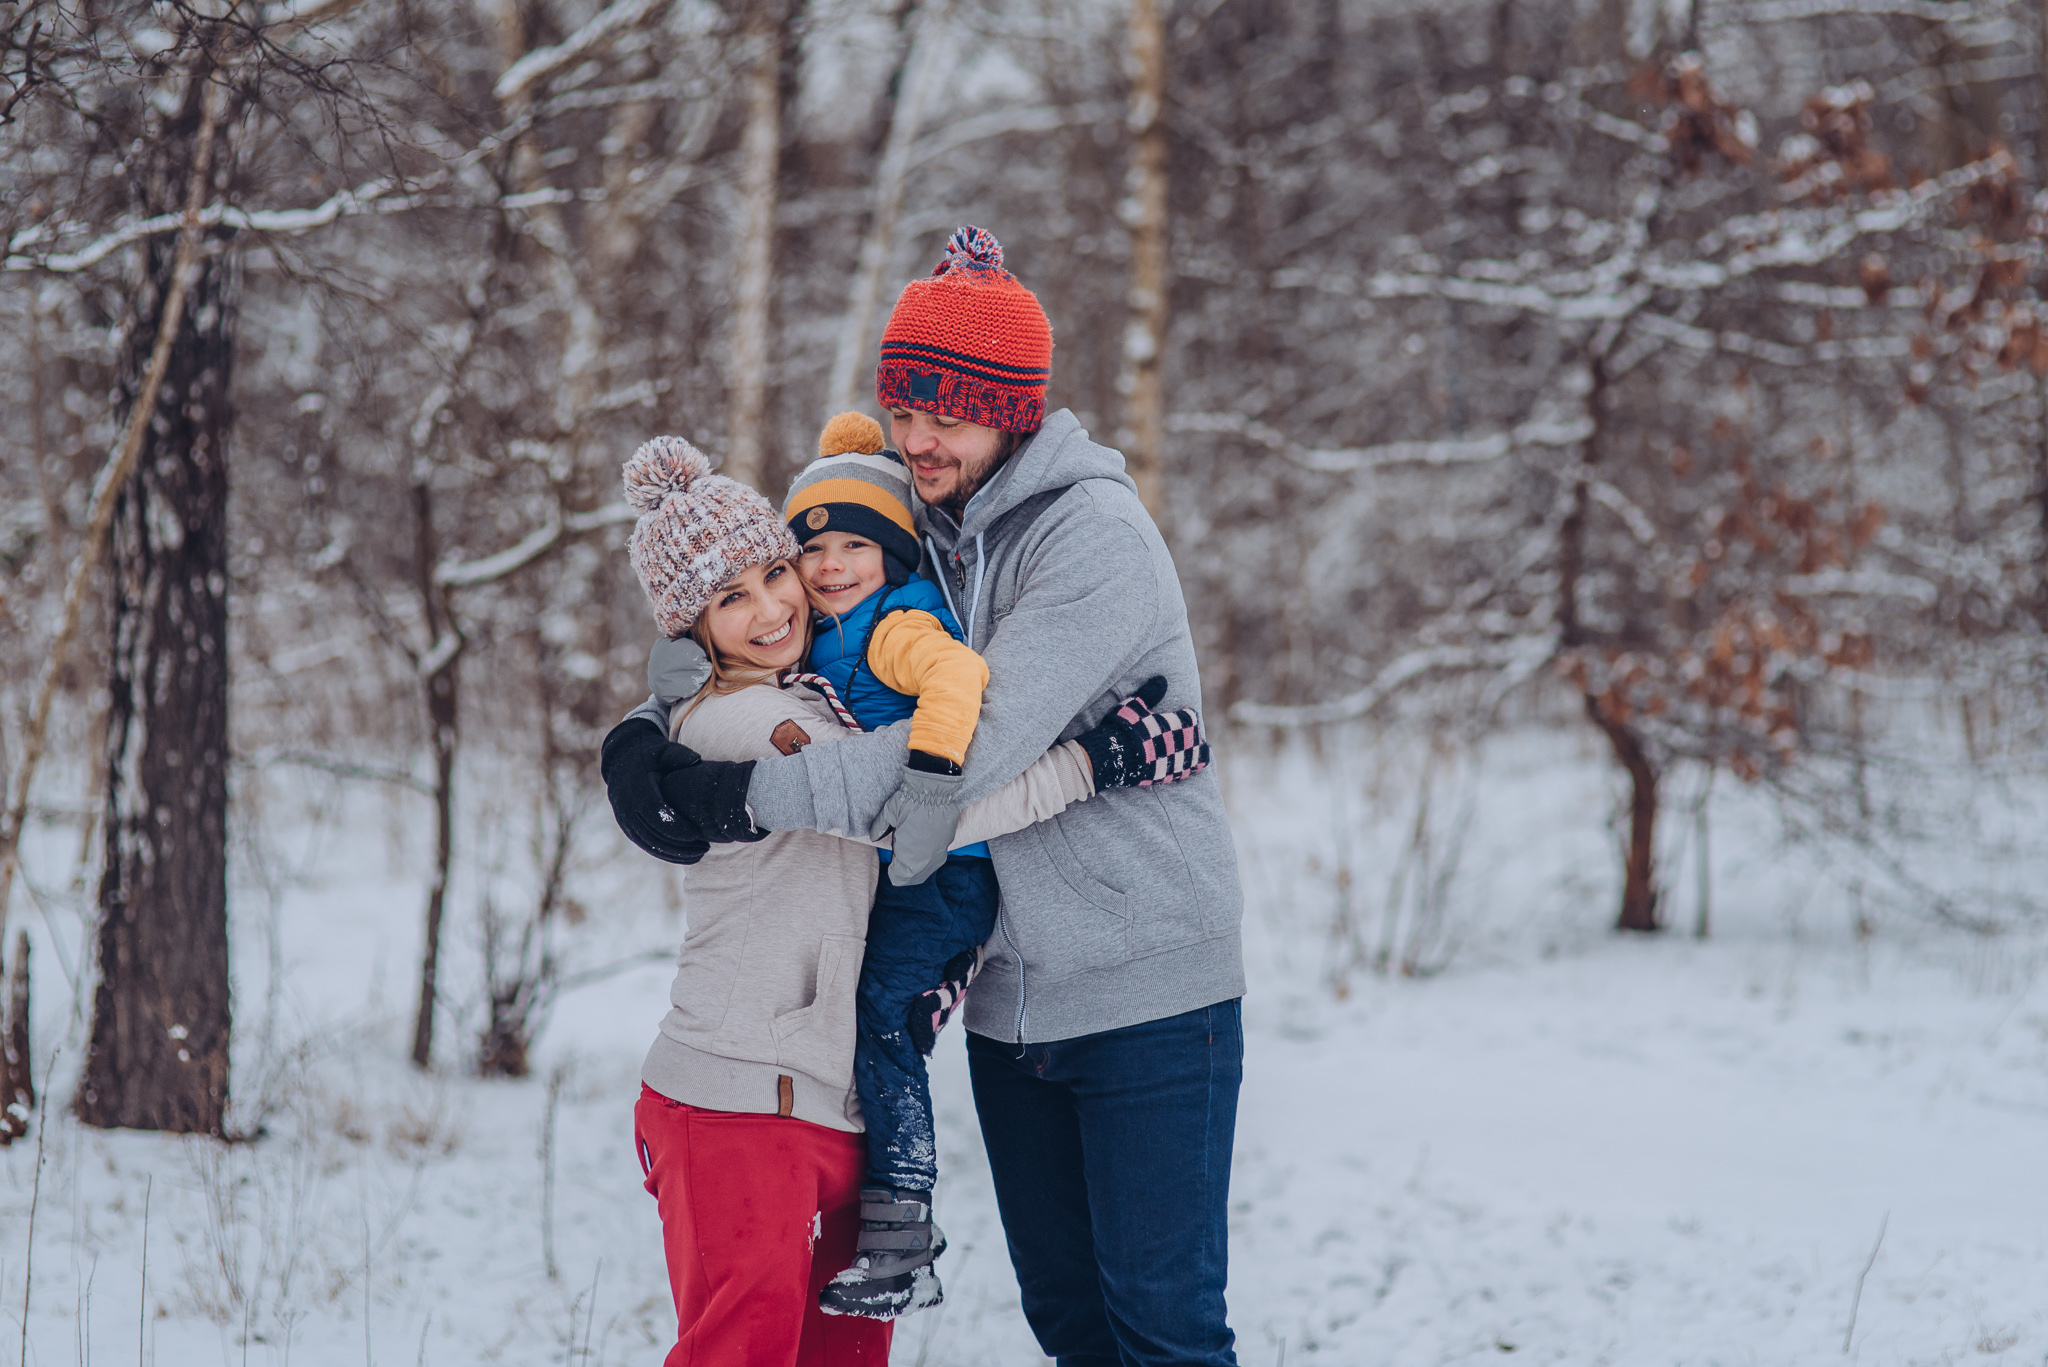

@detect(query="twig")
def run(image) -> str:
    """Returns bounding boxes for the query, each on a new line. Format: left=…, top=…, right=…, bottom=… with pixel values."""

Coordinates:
left=540, top=1066, right=565, bottom=1281
left=80, top=1255, right=96, bottom=1367
left=18, top=1049, right=56, bottom=1367
left=580, top=1259, right=602, bottom=1363
left=139, top=1174, right=152, bottom=1367
left=0, top=63, right=224, bottom=933
left=1843, top=1211, right=1888, bottom=1353
left=362, top=1201, right=373, bottom=1367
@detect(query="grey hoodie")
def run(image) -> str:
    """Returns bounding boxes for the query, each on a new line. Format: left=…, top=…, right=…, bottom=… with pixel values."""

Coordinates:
left=743, top=409, right=1246, bottom=1043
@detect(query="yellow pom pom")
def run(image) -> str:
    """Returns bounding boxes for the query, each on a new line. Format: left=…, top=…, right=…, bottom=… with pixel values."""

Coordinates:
left=817, top=411, right=885, bottom=458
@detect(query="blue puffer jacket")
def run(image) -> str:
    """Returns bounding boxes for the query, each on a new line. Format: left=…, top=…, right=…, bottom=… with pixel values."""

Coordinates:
left=806, top=575, right=988, bottom=859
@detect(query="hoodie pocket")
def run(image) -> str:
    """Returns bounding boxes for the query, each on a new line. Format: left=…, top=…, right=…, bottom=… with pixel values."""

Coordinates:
left=770, top=934, right=864, bottom=1085
left=1021, top=814, right=1132, bottom=976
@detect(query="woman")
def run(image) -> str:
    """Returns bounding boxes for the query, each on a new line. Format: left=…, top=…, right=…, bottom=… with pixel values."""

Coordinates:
left=617, top=433, right=1183, bottom=1365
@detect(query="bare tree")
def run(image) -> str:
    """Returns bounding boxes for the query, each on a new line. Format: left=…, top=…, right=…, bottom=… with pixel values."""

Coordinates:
left=79, top=48, right=236, bottom=1135
left=1117, top=0, right=1169, bottom=516
left=726, top=0, right=794, bottom=488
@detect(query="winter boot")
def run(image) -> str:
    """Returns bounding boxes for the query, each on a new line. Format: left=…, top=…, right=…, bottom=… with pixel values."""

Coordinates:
left=818, top=1187, right=946, bottom=1319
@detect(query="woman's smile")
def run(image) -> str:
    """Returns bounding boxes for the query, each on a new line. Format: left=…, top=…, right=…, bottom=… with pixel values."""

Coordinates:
left=751, top=614, right=795, bottom=647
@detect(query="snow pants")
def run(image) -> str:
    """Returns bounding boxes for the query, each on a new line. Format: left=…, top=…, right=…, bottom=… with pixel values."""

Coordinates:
left=967, top=1000, right=1243, bottom=1367
left=851, top=853, right=1001, bottom=1191
left=633, top=1086, right=893, bottom=1367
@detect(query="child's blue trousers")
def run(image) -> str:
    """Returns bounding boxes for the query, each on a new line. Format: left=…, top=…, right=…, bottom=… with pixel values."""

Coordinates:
left=851, top=853, right=1000, bottom=1192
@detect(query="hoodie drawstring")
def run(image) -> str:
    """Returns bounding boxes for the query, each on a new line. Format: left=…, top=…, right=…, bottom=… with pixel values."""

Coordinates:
left=925, top=531, right=987, bottom=650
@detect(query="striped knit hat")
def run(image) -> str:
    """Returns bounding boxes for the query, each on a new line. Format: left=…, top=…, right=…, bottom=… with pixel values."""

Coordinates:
left=877, top=226, right=1053, bottom=433
left=784, top=412, right=920, bottom=585
left=624, top=435, right=801, bottom=637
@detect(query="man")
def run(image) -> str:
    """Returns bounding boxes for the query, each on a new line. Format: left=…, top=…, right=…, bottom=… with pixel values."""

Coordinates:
left=603, top=225, right=1245, bottom=1367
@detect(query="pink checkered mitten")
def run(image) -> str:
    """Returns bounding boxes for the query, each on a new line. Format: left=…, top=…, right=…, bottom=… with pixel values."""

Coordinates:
left=1074, top=676, right=1211, bottom=789
left=907, top=945, right=985, bottom=1057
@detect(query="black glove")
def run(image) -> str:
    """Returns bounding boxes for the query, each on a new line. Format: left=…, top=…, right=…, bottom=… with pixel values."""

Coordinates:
left=1074, top=676, right=1211, bottom=790
left=659, top=748, right=767, bottom=846
left=601, top=719, right=763, bottom=864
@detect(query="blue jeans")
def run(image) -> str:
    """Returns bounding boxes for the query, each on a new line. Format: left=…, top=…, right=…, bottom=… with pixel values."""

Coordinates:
left=966, top=1001, right=1242, bottom=1367
left=852, top=854, right=1001, bottom=1192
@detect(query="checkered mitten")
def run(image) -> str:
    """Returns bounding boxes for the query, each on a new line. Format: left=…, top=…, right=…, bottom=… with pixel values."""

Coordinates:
left=907, top=945, right=985, bottom=1057
left=1075, top=676, right=1210, bottom=789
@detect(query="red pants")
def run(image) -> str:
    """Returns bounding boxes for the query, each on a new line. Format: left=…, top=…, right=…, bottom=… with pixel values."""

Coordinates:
left=634, top=1085, right=893, bottom=1367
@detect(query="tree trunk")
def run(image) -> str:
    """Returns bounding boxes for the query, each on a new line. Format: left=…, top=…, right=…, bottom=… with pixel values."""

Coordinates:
left=411, top=663, right=457, bottom=1069
left=1557, top=349, right=1660, bottom=932
left=726, top=2, right=785, bottom=490
left=409, top=479, right=461, bottom=1071
left=79, top=235, right=236, bottom=1136
left=1, top=932, right=28, bottom=1141
left=1118, top=0, right=1169, bottom=518
left=826, top=0, right=942, bottom=415
left=1588, top=695, right=1660, bottom=932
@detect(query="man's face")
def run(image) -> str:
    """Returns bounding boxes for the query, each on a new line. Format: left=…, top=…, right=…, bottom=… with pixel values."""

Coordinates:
left=890, top=408, right=1007, bottom=514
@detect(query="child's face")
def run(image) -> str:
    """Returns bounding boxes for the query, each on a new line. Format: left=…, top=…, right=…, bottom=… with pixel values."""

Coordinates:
left=798, top=531, right=887, bottom=617
left=701, top=558, right=809, bottom=671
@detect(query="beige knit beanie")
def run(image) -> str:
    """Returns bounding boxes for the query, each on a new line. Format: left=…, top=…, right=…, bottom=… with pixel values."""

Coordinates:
left=624, top=435, right=801, bottom=638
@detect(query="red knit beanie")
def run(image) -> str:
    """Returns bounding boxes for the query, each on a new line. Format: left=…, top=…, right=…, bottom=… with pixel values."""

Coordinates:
left=876, top=226, right=1053, bottom=433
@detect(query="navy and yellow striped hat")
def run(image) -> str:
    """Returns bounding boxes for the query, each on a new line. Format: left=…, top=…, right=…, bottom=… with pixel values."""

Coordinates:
left=783, top=413, right=921, bottom=584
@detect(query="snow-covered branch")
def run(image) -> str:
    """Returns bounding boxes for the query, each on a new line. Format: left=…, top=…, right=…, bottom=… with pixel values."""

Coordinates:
left=1781, top=569, right=1940, bottom=605
left=1709, top=0, right=2002, bottom=20
left=1232, top=636, right=1559, bottom=727
left=907, top=102, right=1118, bottom=168
left=4, top=173, right=438, bottom=273
left=1168, top=412, right=1594, bottom=472
left=494, top=0, right=668, bottom=103
left=432, top=502, right=635, bottom=590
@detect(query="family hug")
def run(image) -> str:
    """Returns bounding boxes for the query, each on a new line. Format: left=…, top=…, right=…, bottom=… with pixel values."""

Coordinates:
left=598, top=225, right=1247, bottom=1366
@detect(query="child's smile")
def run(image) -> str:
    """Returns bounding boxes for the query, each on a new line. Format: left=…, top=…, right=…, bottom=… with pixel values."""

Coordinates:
left=799, top=531, right=889, bottom=615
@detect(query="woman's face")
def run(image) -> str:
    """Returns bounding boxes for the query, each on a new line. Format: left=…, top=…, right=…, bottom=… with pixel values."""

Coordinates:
left=699, top=559, right=809, bottom=672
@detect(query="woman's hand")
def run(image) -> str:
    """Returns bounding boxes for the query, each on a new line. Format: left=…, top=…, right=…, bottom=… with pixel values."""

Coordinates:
left=600, top=719, right=766, bottom=863
left=1074, top=676, right=1210, bottom=790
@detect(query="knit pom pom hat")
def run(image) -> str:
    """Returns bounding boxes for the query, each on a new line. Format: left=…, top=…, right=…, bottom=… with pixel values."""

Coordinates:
left=783, top=412, right=920, bottom=586
left=877, top=225, right=1053, bottom=433
left=624, top=435, right=801, bottom=638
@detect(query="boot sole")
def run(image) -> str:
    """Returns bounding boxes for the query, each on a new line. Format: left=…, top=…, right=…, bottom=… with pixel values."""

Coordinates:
left=818, top=1263, right=944, bottom=1320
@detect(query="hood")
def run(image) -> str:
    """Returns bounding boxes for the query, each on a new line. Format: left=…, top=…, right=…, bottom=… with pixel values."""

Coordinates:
left=919, top=409, right=1136, bottom=550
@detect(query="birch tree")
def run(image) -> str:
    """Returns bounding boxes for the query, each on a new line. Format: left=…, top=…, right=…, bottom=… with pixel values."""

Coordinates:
left=1117, top=0, right=1168, bottom=516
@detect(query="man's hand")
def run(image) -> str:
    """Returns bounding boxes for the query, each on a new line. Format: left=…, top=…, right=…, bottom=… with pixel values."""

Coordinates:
left=872, top=752, right=965, bottom=887
left=601, top=719, right=765, bottom=864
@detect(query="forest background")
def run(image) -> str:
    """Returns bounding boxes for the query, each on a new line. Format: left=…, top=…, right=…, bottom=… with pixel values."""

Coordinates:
left=2, top=0, right=2047, bottom=1362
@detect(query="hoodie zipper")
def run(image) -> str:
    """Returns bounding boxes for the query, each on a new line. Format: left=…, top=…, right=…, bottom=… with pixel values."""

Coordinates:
left=1000, top=902, right=1027, bottom=1043
left=929, top=531, right=1022, bottom=1035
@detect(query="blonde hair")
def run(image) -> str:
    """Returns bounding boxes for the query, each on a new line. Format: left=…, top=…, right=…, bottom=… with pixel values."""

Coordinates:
left=671, top=559, right=837, bottom=732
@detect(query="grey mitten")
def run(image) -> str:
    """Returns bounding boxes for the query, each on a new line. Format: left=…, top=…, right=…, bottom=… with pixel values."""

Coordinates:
left=648, top=634, right=712, bottom=706
left=873, top=762, right=966, bottom=887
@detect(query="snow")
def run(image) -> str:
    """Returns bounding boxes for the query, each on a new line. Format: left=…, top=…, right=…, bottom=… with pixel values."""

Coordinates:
left=5, top=726, right=2047, bottom=1365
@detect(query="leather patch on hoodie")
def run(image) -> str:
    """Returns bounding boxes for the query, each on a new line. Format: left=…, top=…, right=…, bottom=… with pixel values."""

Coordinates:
left=771, top=719, right=812, bottom=755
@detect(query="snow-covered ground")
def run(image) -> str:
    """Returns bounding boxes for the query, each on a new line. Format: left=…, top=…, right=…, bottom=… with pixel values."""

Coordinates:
left=4, top=723, right=2046, bottom=1365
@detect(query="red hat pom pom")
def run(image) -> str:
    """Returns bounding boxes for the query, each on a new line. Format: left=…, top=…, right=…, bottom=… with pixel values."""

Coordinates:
left=936, top=224, right=1004, bottom=276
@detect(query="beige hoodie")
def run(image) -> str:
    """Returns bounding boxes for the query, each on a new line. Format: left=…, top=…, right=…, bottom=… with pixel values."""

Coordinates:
left=640, top=677, right=1094, bottom=1131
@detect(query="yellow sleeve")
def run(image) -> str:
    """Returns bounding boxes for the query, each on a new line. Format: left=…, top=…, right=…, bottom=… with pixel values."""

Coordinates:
left=866, top=609, right=990, bottom=766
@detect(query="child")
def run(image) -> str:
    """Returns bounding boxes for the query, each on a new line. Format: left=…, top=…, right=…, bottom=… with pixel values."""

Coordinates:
left=783, top=412, right=1208, bottom=1319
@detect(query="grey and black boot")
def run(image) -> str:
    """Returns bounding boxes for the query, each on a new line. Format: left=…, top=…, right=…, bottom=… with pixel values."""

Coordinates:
left=818, top=1187, right=945, bottom=1319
